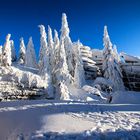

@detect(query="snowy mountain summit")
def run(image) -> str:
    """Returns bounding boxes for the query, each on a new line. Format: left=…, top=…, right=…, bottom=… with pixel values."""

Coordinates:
left=0, top=13, right=140, bottom=102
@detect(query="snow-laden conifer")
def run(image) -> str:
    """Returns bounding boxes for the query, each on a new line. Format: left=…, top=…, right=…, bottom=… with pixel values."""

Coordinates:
left=10, top=40, right=17, bottom=62
left=54, top=38, right=73, bottom=85
left=38, top=25, right=48, bottom=73
left=54, top=29, right=60, bottom=66
left=103, top=26, right=124, bottom=91
left=18, top=37, right=26, bottom=64
left=48, top=25, right=54, bottom=72
left=60, top=13, right=74, bottom=75
left=38, top=25, right=54, bottom=97
left=2, top=34, right=12, bottom=66
left=73, top=40, right=85, bottom=88
left=25, top=37, right=37, bottom=68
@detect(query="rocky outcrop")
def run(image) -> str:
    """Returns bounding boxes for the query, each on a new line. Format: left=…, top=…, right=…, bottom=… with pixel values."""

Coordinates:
left=0, top=66, right=47, bottom=101
left=121, top=63, right=140, bottom=91
left=0, top=81, right=46, bottom=101
left=120, top=53, right=140, bottom=91
left=92, top=49, right=103, bottom=71
left=81, top=46, right=100, bottom=79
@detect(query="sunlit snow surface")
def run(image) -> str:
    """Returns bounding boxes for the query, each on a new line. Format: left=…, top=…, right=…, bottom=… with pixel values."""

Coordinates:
left=0, top=97, right=140, bottom=140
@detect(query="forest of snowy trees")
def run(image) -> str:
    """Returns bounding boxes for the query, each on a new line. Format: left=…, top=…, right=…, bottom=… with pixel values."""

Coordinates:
left=0, top=13, right=127, bottom=100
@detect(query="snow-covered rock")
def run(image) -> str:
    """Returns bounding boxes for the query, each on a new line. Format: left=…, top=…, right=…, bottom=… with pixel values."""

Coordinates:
left=120, top=52, right=140, bottom=63
left=0, top=65, right=50, bottom=101
left=81, top=45, right=100, bottom=79
left=121, top=63, right=140, bottom=91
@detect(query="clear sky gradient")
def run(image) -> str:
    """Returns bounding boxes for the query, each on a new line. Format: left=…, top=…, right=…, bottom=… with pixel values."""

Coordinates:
left=0, top=0, right=140, bottom=57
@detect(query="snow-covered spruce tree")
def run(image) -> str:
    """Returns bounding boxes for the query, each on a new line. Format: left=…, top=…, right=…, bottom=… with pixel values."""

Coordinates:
left=2, top=34, right=12, bottom=66
left=73, top=40, right=85, bottom=88
left=102, top=26, right=124, bottom=91
left=18, top=37, right=26, bottom=64
left=53, top=29, right=60, bottom=66
left=54, top=38, right=73, bottom=85
left=48, top=25, right=54, bottom=72
left=38, top=25, right=48, bottom=73
left=25, top=37, right=37, bottom=68
left=60, top=13, right=74, bottom=76
left=10, top=40, right=17, bottom=62
left=38, top=25, right=54, bottom=98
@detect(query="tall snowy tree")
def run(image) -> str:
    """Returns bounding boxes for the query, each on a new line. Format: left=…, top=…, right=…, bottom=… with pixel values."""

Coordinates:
left=54, top=29, right=60, bottom=66
left=73, top=40, right=85, bottom=88
left=102, top=26, right=124, bottom=91
left=54, top=38, right=73, bottom=85
left=18, top=37, right=26, bottom=64
left=38, top=25, right=54, bottom=98
left=48, top=25, right=54, bottom=72
left=60, top=13, right=74, bottom=76
left=38, top=25, right=49, bottom=74
left=10, top=40, right=17, bottom=62
left=54, top=39, right=72, bottom=100
left=25, top=37, right=37, bottom=68
left=2, top=34, right=12, bottom=66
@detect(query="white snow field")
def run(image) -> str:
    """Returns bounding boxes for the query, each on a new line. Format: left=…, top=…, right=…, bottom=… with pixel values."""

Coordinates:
left=0, top=92, right=140, bottom=140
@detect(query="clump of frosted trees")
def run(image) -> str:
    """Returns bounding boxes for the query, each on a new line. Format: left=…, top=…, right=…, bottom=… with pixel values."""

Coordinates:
left=0, top=13, right=125, bottom=99
left=0, top=13, right=85, bottom=100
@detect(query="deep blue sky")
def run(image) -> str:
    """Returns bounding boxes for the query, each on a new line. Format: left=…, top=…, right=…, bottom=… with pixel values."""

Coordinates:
left=0, top=0, right=140, bottom=57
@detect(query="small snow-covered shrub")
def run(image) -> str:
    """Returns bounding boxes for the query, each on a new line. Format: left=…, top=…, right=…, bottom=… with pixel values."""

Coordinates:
left=93, top=77, right=113, bottom=92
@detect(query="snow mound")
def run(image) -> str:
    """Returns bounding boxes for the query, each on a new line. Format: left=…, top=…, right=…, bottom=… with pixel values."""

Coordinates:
left=82, top=85, right=107, bottom=102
